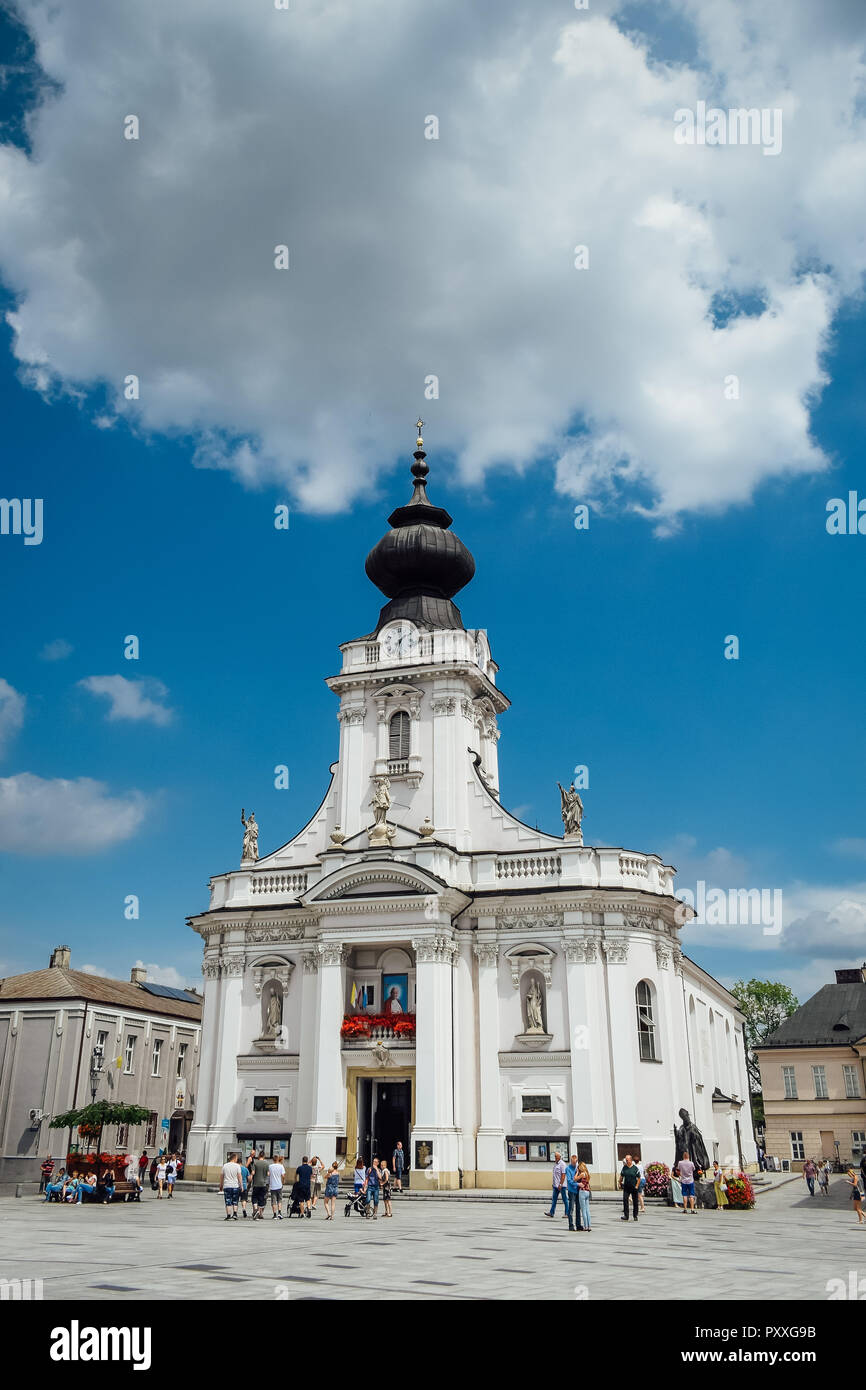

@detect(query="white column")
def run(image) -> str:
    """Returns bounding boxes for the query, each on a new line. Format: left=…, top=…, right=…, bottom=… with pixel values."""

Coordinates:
left=474, top=938, right=505, bottom=1181
left=294, top=949, right=321, bottom=1161
left=337, top=707, right=367, bottom=837
left=565, top=932, right=613, bottom=1169
left=188, top=951, right=244, bottom=1179
left=306, top=943, right=346, bottom=1157
left=411, top=934, right=459, bottom=1188
left=603, top=935, right=641, bottom=1158
left=657, top=940, right=686, bottom=1114
left=453, top=938, right=475, bottom=1179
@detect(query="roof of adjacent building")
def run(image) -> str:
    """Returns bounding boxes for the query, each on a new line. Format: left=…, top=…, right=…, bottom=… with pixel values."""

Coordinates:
left=0, top=966, right=202, bottom=1020
left=759, top=982, right=866, bottom=1049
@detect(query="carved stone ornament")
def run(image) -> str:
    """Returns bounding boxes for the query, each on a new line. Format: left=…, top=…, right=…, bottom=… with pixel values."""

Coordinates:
left=656, top=943, right=673, bottom=970
left=340, top=708, right=366, bottom=726
left=246, top=922, right=305, bottom=944
left=506, top=948, right=554, bottom=988
left=562, top=936, right=601, bottom=964
left=623, top=913, right=649, bottom=932
left=373, top=1041, right=392, bottom=1067
left=330, top=825, right=346, bottom=846
left=252, top=961, right=294, bottom=997
left=431, top=697, right=457, bottom=715
left=672, top=947, right=685, bottom=976
left=319, top=943, right=347, bottom=968
left=302, top=950, right=320, bottom=974
left=411, top=935, right=458, bottom=963
left=601, top=938, right=629, bottom=963
left=497, top=913, right=563, bottom=933
left=473, top=941, right=499, bottom=968
left=222, top=956, right=246, bottom=976
left=417, top=817, right=435, bottom=838
left=202, top=956, right=221, bottom=980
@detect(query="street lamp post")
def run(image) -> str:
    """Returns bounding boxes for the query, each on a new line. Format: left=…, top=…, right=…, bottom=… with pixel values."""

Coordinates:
left=89, top=1046, right=105, bottom=1166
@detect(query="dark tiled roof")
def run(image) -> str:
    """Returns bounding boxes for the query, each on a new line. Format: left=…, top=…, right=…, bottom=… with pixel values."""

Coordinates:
left=0, top=967, right=201, bottom=1020
left=760, top=982, right=866, bottom=1049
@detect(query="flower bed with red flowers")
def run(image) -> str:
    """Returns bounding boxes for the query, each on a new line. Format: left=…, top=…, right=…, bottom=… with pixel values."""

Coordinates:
left=723, top=1172, right=756, bottom=1209
left=340, top=1013, right=416, bottom=1038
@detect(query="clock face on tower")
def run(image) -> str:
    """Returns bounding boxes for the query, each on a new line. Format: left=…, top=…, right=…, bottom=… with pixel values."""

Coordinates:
left=380, top=621, right=419, bottom=663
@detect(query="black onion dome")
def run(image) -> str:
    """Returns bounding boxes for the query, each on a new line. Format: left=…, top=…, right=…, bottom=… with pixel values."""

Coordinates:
left=365, top=425, right=475, bottom=633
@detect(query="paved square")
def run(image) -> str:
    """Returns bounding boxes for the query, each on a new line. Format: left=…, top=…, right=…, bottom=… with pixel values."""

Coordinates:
left=1, top=1179, right=863, bottom=1301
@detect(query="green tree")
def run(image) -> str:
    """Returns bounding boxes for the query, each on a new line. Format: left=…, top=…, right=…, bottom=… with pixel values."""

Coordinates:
left=731, top=978, right=799, bottom=1094
left=50, top=1100, right=152, bottom=1161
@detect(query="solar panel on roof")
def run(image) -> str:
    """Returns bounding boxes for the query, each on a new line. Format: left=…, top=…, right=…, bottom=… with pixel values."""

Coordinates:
left=139, top=982, right=198, bottom=1002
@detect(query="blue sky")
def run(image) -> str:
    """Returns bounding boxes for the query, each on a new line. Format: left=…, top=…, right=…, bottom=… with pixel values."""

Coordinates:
left=1, top=0, right=864, bottom=1002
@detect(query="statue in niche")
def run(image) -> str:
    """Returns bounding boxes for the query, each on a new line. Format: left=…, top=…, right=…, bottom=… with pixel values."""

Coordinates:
left=558, top=782, right=583, bottom=841
left=241, top=808, right=259, bottom=862
left=524, top=976, right=545, bottom=1034
left=263, top=986, right=283, bottom=1038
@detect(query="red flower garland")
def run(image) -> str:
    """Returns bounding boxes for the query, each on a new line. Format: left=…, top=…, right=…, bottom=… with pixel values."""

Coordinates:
left=340, top=1012, right=416, bottom=1037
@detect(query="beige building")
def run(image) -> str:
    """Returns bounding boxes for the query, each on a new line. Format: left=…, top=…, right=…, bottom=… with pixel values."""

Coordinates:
left=0, top=945, right=202, bottom=1190
left=756, top=967, right=866, bottom=1170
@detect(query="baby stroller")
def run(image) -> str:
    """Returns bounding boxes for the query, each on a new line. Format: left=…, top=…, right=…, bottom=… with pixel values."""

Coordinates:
left=287, top=1181, right=304, bottom=1217
left=344, top=1188, right=368, bottom=1218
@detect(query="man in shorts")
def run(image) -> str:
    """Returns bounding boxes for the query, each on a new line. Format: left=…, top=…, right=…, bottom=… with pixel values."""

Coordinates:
left=295, top=1155, right=314, bottom=1218
left=268, top=1155, right=286, bottom=1218
left=220, top=1152, right=243, bottom=1221
left=251, top=1149, right=270, bottom=1220
left=676, top=1150, right=697, bottom=1213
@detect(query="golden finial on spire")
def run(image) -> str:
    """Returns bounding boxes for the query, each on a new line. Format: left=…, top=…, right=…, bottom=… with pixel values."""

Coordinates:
left=416, top=418, right=424, bottom=450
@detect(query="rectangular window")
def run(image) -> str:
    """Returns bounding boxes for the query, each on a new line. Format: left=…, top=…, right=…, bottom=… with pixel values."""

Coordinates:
left=95, top=1029, right=109, bottom=1055
left=115, top=1123, right=128, bottom=1147
left=151, top=1038, right=163, bottom=1077
left=843, top=1065, right=860, bottom=1099
left=176, top=1042, right=188, bottom=1080
left=853, top=1132, right=866, bottom=1158
left=782, top=1065, right=797, bottom=1099
left=521, top=1094, right=552, bottom=1114
left=145, top=1112, right=158, bottom=1146
left=123, top=1036, right=136, bottom=1075
left=791, top=1131, right=805, bottom=1160
left=812, top=1065, right=828, bottom=1099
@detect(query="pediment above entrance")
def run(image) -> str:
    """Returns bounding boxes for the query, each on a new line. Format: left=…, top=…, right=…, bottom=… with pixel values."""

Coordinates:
left=302, top=857, right=456, bottom=905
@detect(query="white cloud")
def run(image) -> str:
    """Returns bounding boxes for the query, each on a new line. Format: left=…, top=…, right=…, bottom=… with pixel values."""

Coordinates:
left=40, top=638, right=73, bottom=661
left=79, top=963, right=111, bottom=978
left=781, top=895, right=866, bottom=960
left=78, top=675, right=173, bottom=726
left=0, top=1, right=863, bottom=525
left=0, top=680, right=25, bottom=758
left=0, top=773, right=149, bottom=853
left=833, top=838, right=866, bottom=859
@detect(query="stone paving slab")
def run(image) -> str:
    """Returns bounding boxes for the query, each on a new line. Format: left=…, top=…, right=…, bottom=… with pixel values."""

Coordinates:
left=1, top=1178, right=863, bottom=1301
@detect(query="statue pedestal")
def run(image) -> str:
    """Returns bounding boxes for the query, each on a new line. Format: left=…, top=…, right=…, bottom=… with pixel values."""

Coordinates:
left=563, top=832, right=583, bottom=844
left=252, top=1037, right=281, bottom=1055
left=514, top=1031, right=553, bottom=1050
left=368, top=822, right=396, bottom=848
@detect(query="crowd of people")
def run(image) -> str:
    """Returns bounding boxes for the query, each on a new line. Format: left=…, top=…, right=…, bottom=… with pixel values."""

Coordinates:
left=39, top=1147, right=186, bottom=1204
left=219, top=1143, right=408, bottom=1221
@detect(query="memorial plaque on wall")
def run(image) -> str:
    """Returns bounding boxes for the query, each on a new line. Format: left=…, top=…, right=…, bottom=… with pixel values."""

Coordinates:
left=414, top=1139, right=433, bottom=1169
left=253, top=1095, right=279, bottom=1112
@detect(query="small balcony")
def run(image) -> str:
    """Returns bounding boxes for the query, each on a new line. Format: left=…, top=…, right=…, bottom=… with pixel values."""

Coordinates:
left=340, top=1013, right=416, bottom=1047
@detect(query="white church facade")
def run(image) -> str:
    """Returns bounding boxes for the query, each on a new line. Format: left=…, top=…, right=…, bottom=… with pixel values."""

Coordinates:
left=187, top=426, right=754, bottom=1188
